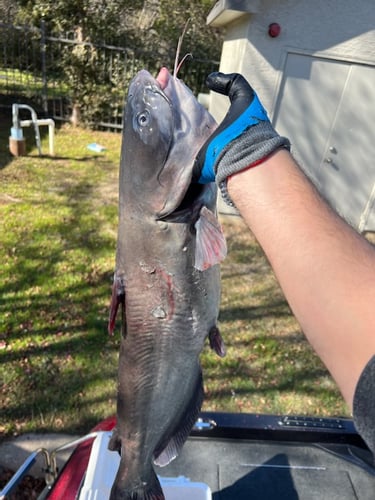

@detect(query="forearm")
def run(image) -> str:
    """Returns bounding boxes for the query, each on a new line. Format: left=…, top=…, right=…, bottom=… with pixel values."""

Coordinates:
left=227, top=149, right=375, bottom=408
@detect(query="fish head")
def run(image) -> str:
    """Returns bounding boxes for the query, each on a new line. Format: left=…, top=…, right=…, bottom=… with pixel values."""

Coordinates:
left=121, top=68, right=217, bottom=218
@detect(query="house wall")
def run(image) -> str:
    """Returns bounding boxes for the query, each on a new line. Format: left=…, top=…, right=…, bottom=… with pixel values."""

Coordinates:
left=208, top=0, right=375, bottom=228
left=209, top=0, right=375, bottom=121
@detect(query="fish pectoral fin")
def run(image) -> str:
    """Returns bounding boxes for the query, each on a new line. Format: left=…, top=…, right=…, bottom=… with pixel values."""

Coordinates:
left=153, top=370, right=204, bottom=467
left=209, top=325, right=226, bottom=357
left=108, top=275, right=126, bottom=336
left=194, top=206, right=227, bottom=271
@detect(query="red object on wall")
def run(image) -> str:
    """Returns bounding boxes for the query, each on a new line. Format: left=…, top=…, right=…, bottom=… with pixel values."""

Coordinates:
left=268, top=23, right=281, bottom=38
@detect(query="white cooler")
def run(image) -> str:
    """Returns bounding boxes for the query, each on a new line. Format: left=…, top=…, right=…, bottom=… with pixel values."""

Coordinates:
left=79, top=431, right=212, bottom=500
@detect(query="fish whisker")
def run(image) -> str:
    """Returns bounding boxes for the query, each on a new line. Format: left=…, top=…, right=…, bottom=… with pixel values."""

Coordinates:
left=173, top=19, right=191, bottom=78
left=174, top=53, right=193, bottom=77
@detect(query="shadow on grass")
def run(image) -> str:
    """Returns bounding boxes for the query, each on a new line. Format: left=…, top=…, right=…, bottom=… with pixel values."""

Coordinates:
left=202, top=324, right=339, bottom=411
left=0, top=151, right=120, bottom=434
left=1, top=321, right=118, bottom=437
left=219, top=300, right=292, bottom=323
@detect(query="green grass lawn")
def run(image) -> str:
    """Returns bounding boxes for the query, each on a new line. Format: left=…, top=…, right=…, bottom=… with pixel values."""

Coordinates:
left=0, top=117, right=348, bottom=438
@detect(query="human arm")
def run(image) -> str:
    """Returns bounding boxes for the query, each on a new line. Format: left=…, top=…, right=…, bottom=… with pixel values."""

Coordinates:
left=194, top=72, right=375, bottom=420
left=227, top=148, right=375, bottom=408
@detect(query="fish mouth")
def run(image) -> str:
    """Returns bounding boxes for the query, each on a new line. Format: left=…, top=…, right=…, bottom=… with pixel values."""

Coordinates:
left=152, top=66, right=216, bottom=222
left=156, top=67, right=170, bottom=90
left=158, top=183, right=205, bottom=223
left=154, top=67, right=202, bottom=221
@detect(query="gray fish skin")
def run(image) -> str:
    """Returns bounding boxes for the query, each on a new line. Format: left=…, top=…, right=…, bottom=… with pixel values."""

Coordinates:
left=108, top=68, right=225, bottom=500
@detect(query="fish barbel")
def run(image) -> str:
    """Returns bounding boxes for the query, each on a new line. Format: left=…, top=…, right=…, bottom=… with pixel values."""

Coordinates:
left=108, top=66, right=227, bottom=499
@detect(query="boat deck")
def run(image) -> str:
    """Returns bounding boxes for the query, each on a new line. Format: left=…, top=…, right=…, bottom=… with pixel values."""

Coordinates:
left=157, top=412, right=375, bottom=499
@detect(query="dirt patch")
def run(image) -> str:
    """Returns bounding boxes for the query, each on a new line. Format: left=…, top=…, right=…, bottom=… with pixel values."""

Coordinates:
left=0, top=193, right=23, bottom=204
left=0, top=466, right=46, bottom=498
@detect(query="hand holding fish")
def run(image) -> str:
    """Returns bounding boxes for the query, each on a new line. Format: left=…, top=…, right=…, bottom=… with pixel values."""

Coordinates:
left=193, top=72, right=290, bottom=206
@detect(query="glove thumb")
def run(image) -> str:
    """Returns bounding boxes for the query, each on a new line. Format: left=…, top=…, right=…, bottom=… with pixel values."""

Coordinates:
left=192, top=73, right=269, bottom=183
left=206, top=73, right=256, bottom=127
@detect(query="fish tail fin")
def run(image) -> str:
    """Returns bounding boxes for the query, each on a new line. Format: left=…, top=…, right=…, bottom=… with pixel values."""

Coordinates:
left=110, top=466, right=164, bottom=500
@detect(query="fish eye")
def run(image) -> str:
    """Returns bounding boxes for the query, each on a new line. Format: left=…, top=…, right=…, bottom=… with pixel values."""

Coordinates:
left=137, top=110, right=150, bottom=127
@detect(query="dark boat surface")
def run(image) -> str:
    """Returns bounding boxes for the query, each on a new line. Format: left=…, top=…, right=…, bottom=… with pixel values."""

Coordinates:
left=2, top=411, right=375, bottom=499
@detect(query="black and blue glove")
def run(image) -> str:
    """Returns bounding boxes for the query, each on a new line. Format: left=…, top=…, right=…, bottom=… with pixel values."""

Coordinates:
left=193, top=72, right=290, bottom=206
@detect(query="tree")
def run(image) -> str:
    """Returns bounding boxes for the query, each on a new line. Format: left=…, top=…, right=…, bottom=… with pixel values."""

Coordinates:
left=15, top=0, right=220, bottom=58
left=0, top=0, right=18, bottom=22
left=12, top=0, right=222, bottom=125
left=15, top=0, right=141, bottom=41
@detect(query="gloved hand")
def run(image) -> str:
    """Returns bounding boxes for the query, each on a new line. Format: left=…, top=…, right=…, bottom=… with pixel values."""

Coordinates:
left=193, top=72, right=290, bottom=206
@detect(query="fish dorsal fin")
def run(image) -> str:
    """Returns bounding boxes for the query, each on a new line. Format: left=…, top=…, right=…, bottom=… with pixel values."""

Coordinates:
left=153, top=370, right=204, bottom=467
left=194, top=206, right=227, bottom=271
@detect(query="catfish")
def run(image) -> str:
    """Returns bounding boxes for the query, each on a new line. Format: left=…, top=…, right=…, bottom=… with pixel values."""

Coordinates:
left=108, top=65, right=227, bottom=499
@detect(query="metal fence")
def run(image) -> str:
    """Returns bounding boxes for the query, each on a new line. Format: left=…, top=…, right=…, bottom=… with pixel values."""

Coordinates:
left=0, top=22, right=219, bottom=130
